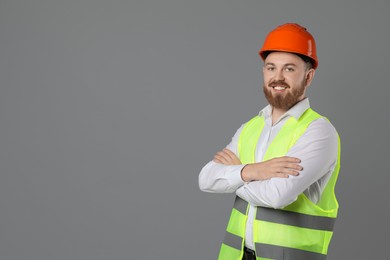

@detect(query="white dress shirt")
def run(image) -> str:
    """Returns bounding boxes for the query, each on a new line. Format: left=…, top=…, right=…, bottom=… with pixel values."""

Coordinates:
left=198, top=98, right=339, bottom=250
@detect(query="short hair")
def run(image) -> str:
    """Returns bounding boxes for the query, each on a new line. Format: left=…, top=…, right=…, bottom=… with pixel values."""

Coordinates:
left=262, top=51, right=314, bottom=70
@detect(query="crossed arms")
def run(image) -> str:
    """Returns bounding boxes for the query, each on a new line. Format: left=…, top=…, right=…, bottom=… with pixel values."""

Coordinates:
left=198, top=118, right=338, bottom=208
left=214, top=148, right=302, bottom=182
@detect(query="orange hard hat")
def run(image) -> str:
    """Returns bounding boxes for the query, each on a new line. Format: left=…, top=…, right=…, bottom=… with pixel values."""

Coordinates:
left=259, top=23, right=318, bottom=69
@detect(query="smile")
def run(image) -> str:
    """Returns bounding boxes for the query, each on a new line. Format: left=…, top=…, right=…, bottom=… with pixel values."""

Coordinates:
left=273, top=86, right=288, bottom=90
left=270, top=84, right=290, bottom=92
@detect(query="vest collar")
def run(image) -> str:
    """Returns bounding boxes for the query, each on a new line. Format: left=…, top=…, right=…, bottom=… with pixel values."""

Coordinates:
left=259, top=98, right=311, bottom=125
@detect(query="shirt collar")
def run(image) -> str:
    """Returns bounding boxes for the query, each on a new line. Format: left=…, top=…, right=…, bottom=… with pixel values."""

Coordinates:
left=259, top=98, right=311, bottom=123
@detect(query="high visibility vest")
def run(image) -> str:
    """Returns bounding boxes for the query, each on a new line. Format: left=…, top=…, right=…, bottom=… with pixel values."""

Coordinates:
left=218, top=108, right=341, bottom=260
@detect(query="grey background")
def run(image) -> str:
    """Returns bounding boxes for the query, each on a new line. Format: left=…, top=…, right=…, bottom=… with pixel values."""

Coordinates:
left=0, top=0, right=389, bottom=259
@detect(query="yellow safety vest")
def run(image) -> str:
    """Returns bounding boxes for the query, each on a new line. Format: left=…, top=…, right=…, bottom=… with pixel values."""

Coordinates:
left=218, top=108, right=341, bottom=260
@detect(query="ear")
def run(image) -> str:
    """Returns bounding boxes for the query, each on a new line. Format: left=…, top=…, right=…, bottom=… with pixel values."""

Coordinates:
left=304, top=68, right=315, bottom=87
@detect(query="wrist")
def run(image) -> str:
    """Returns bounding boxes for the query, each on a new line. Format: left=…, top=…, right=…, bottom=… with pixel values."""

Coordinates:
left=240, top=164, right=252, bottom=182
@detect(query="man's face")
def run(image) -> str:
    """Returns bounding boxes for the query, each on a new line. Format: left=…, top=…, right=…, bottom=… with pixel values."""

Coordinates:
left=262, top=52, right=314, bottom=111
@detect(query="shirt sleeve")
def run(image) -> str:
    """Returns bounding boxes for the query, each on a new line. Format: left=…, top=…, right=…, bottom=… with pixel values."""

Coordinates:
left=198, top=124, right=246, bottom=193
left=235, top=118, right=339, bottom=208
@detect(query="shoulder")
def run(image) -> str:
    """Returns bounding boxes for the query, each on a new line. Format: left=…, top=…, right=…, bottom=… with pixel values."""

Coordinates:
left=288, top=117, right=340, bottom=162
left=305, top=117, right=340, bottom=146
left=304, top=108, right=339, bottom=138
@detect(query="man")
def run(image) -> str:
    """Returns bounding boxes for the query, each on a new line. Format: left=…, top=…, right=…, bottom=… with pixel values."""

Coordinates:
left=199, top=23, right=340, bottom=260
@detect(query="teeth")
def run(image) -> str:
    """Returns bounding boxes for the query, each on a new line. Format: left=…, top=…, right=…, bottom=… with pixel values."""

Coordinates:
left=274, top=86, right=286, bottom=90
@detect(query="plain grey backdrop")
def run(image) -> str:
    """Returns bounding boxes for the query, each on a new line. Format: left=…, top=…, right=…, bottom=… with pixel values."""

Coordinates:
left=1, top=0, right=389, bottom=259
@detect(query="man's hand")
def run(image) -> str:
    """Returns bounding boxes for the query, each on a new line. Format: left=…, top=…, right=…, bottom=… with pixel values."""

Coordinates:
left=213, top=148, right=241, bottom=165
left=241, top=156, right=303, bottom=182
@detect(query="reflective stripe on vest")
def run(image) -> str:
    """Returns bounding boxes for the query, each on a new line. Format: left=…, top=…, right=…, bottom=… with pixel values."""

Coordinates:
left=256, top=205, right=336, bottom=231
left=219, top=108, right=341, bottom=260
left=256, top=243, right=327, bottom=260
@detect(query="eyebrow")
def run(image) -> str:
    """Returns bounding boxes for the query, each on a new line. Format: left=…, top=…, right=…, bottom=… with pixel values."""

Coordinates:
left=284, top=63, right=298, bottom=67
left=264, top=62, right=297, bottom=67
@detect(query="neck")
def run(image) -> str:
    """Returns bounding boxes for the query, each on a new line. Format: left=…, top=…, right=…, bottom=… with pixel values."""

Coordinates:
left=271, top=107, right=287, bottom=125
left=270, top=97, right=307, bottom=125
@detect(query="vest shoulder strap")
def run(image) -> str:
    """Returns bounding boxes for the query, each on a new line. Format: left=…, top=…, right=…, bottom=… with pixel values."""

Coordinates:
left=238, top=115, right=265, bottom=164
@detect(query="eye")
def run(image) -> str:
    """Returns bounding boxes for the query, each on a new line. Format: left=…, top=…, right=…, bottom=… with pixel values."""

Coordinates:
left=266, top=66, right=275, bottom=71
left=285, top=67, right=295, bottom=72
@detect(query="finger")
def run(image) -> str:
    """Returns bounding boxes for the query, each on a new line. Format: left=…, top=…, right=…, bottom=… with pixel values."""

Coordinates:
left=285, top=169, right=300, bottom=176
left=284, top=163, right=303, bottom=171
left=213, top=153, right=223, bottom=162
left=213, top=158, right=223, bottom=164
left=216, top=151, right=230, bottom=161
left=277, top=156, right=301, bottom=163
left=223, top=148, right=241, bottom=163
left=273, top=160, right=303, bottom=170
left=214, top=153, right=229, bottom=164
left=278, top=167, right=300, bottom=176
left=274, top=173, right=289, bottom=178
left=269, top=162, right=295, bottom=171
left=219, top=150, right=237, bottom=164
left=272, top=165, right=293, bottom=175
left=223, top=148, right=237, bottom=159
left=218, top=149, right=234, bottom=163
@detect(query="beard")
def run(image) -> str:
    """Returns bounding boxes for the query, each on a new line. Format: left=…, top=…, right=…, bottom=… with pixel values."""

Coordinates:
left=263, top=80, right=306, bottom=111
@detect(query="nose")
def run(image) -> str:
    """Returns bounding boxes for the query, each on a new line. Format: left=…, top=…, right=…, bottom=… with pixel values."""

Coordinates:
left=274, top=69, right=285, bottom=81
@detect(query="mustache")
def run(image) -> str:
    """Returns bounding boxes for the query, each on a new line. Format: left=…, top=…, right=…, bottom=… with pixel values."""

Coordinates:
left=269, top=80, right=290, bottom=88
